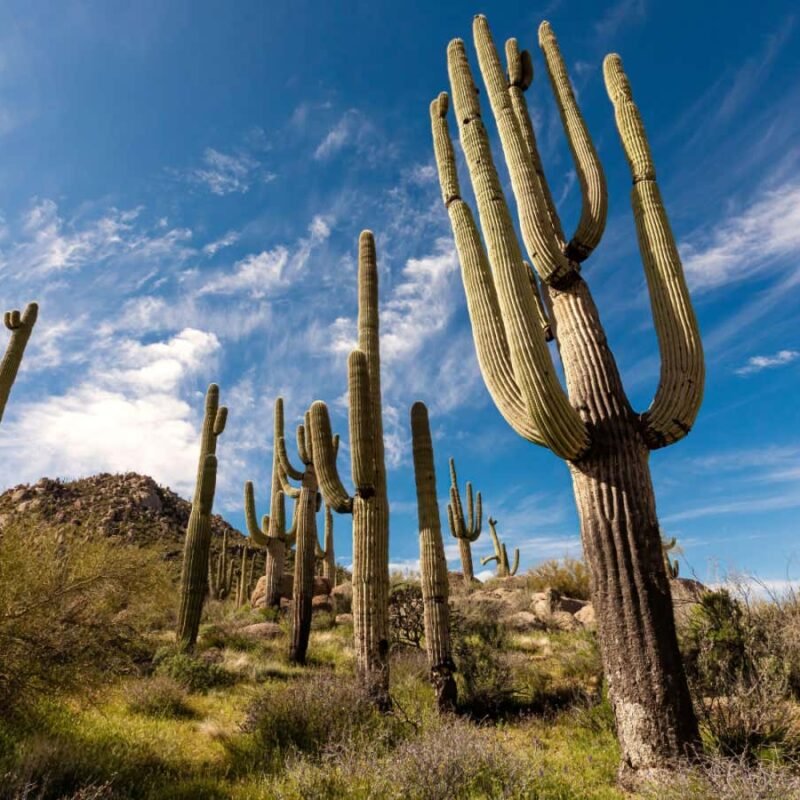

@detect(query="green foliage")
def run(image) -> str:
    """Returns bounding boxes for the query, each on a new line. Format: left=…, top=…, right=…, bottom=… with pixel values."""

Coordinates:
left=125, top=676, right=195, bottom=719
left=198, top=622, right=259, bottom=652
left=152, top=649, right=232, bottom=694
left=524, top=558, right=592, bottom=600
left=0, top=519, right=172, bottom=716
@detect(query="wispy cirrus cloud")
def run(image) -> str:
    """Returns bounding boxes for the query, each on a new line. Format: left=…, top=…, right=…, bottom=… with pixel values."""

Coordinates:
left=735, top=349, right=799, bottom=376
left=185, top=147, right=275, bottom=195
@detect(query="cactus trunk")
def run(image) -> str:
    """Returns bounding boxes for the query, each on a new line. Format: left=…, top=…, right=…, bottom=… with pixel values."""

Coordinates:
left=457, top=539, right=474, bottom=584
left=289, top=469, right=318, bottom=665
left=411, top=403, right=457, bottom=711
left=0, top=303, right=38, bottom=425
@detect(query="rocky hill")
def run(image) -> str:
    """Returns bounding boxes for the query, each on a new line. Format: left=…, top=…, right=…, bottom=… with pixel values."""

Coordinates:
left=0, top=472, right=245, bottom=560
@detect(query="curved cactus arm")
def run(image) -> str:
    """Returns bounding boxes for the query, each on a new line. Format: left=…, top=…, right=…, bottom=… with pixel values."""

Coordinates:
left=193, top=384, right=225, bottom=503
left=304, top=411, right=314, bottom=463
left=480, top=553, right=500, bottom=567
left=244, top=481, right=270, bottom=547
left=285, top=499, right=299, bottom=546
left=537, top=22, right=608, bottom=262
left=277, top=432, right=304, bottom=481
left=473, top=491, right=482, bottom=539
left=487, top=517, right=502, bottom=559
left=297, top=423, right=311, bottom=466
left=214, top=407, right=228, bottom=436
left=276, top=451, right=302, bottom=500
left=445, top=35, right=590, bottom=460
left=0, top=302, right=38, bottom=424
left=604, top=54, right=704, bottom=450
left=309, top=401, right=354, bottom=514
left=431, top=94, right=545, bottom=446
left=446, top=502, right=458, bottom=538
left=507, top=545, right=520, bottom=577
left=469, top=19, right=572, bottom=285
left=526, top=265, right=554, bottom=342
left=349, top=350, right=376, bottom=494
left=465, top=481, right=475, bottom=532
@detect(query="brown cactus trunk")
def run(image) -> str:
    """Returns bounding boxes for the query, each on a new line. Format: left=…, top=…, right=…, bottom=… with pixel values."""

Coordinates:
left=289, top=470, right=318, bottom=665
left=263, top=539, right=285, bottom=608
left=552, top=277, right=699, bottom=781
left=458, top=539, right=474, bottom=584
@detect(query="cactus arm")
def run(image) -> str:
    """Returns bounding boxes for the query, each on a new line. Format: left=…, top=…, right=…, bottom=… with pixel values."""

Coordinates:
left=474, top=491, right=482, bottom=538
left=214, top=407, right=228, bottom=436
left=507, top=545, right=520, bottom=577
left=537, top=22, right=608, bottom=262
left=277, top=433, right=304, bottom=481
left=446, top=502, right=457, bottom=537
left=309, top=401, right=354, bottom=514
left=244, top=481, right=270, bottom=547
left=480, top=553, right=500, bottom=567
left=604, top=55, right=704, bottom=450
left=431, top=95, right=546, bottom=445
left=0, top=302, right=38, bottom=424
left=445, top=36, right=590, bottom=460
left=276, top=455, right=301, bottom=500
left=285, top=499, right=298, bottom=546
left=465, top=481, right=474, bottom=532
left=297, top=424, right=311, bottom=466
left=349, top=350, right=376, bottom=494
left=469, top=20, right=573, bottom=285
left=526, top=265, right=554, bottom=342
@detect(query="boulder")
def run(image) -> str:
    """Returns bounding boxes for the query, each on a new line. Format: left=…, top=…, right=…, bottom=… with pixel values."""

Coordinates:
left=335, top=613, right=354, bottom=625
left=331, top=581, right=353, bottom=613
left=507, top=611, right=545, bottom=632
left=251, top=573, right=295, bottom=608
left=575, top=604, right=596, bottom=629
left=312, top=595, right=333, bottom=614
left=313, top=576, right=332, bottom=597
left=549, top=610, right=580, bottom=631
left=240, top=622, right=283, bottom=639
left=670, top=577, right=707, bottom=627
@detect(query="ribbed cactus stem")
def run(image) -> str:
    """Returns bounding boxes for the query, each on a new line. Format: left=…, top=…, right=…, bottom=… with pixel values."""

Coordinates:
left=446, top=457, right=482, bottom=585
left=411, top=402, right=457, bottom=712
left=481, top=517, right=517, bottom=578
left=308, top=231, right=390, bottom=708
left=290, top=465, right=318, bottom=665
left=319, top=505, right=336, bottom=585
left=0, top=302, right=38, bottom=425
left=431, top=16, right=702, bottom=778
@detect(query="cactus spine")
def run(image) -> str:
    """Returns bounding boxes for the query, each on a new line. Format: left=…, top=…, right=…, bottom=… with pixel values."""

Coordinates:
left=177, top=384, right=226, bottom=651
left=0, top=302, right=38, bottom=424
left=411, top=402, right=457, bottom=712
left=481, top=518, right=519, bottom=578
left=310, top=231, right=390, bottom=708
left=244, top=397, right=298, bottom=608
left=446, top=458, right=482, bottom=584
left=431, top=16, right=702, bottom=778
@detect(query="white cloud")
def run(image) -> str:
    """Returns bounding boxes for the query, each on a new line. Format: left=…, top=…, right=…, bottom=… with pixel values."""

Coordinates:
left=187, top=147, right=274, bottom=195
left=0, top=328, right=221, bottom=496
left=681, top=182, right=800, bottom=290
left=203, top=230, right=240, bottom=256
left=735, top=349, right=799, bottom=376
left=314, top=114, right=354, bottom=160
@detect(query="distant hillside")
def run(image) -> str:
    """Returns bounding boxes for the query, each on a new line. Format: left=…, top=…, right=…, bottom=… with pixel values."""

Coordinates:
left=0, top=472, right=246, bottom=560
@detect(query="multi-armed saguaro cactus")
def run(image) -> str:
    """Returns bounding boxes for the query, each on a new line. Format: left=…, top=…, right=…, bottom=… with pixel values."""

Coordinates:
left=310, top=231, right=391, bottom=708
left=481, top=518, right=519, bottom=578
left=431, top=15, right=703, bottom=780
left=315, top=501, right=337, bottom=586
left=0, top=302, right=38, bottom=425
left=262, top=399, right=321, bottom=666
left=446, top=458, right=482, bottom=584
left=411, top=402, right=457, bottom=712
left=208, top=528, right=235, bottom=600
left=244, top=397, right=298, bottom=608
left=177, top=384, right=227, bottom=650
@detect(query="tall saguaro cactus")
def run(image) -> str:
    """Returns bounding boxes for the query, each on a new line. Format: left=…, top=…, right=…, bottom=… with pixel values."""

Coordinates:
left=446, top=458, right=482, bottom=584
left=275, top=403, right=321, bottom=666
left=244, top=397, right=298, bottom=608
left=431, top=16, right=703, bottom=781
left=177, top=384, right=227, bottom=651
left=481, top=518, right=519, bottom=578
left=310, top=231, right=390, bottom=708
left=411, top=402, right=457, bottom=712
left=0, top=302, right=38, bottom=424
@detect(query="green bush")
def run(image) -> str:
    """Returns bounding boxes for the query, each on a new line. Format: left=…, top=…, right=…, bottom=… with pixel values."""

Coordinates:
left=198, top=623, right=258, bottom=652
left=125, top=676, right=194, bottom=719
left=388, top=583, right=424, bottom=650
left=0, top=520, right=173, bottom=716
left=152, top=649, right=232, bottom=694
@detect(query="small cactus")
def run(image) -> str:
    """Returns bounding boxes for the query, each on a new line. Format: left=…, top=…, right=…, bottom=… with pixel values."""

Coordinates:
left=176, top=384, right=226, bottom=651
left=0, top=302, right=38, bottom=424
left=411, top=402, right=457, bottom=712
left=208, top=528, right=235, bottom=600
left=446, top=458, right=482, bottom=584
left=481, top=518, right=519, bottom=578
left=662, top=536, right=680, bottom=579
left=316, top=501, right=337, bottom=586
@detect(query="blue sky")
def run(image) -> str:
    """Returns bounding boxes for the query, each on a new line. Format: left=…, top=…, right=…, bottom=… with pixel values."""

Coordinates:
left=1, top=0, right=799, bottom=586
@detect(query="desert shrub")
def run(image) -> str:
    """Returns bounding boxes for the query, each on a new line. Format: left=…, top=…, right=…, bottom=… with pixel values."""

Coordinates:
left=152, top=649, right=232, bottom=694
left=198, top=622, right=258, bottom=652
left=524, top=558, right=592, bottom=600
left=310, top=611, right=335, bottom=631
left=239, top=672, right=406, bottom=771
left=374, top=717, right=533, bottom=800
left=125, top=676, right=194, bottom=719
left=0, top=520, right=173, bottom=715
left=388, top=583, right=424, bottom=650
left=682, top=588, right=800, bottom=760
left=452, top=636, right=515, bottom=718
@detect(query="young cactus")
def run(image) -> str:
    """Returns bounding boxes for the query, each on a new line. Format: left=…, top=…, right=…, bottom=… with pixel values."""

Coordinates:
left=430, top=16, right=702, bottom=778
left=176, top=384, right=226, bottom=650
left=244, top=397, right=298, bottom=608
left=411, top=402, right=457, bottom=712
left=0, top=302, right=38, bottom=424
left=309, top=231, right=390, bottom=708
left=481, top=518, right=519, bottom=578
left=446, top=458, right=482, bottom=584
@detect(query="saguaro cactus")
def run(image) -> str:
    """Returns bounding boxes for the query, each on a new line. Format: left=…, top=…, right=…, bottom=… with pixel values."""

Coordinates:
left=310, top=231, right=391, bottom=708
left=431, top=16, right=703, bottom=780
left=177, top=384, right=226, bottom=651
left=0, top=302, right=38, bottom=424
left=244, top=397, right=298, bottom=608
left=662, top=536, right=680, bottom=579
left=208, top=528, right=235, bottom=600
left=316, top=503, right=337, bottom=586
left=281, top=407, right=321, bottom=666
left=446, top=458, right=482, bottom=584
left=481, top=518, right=519, bottom=578
left=411, top=402, right=457, bottom=712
